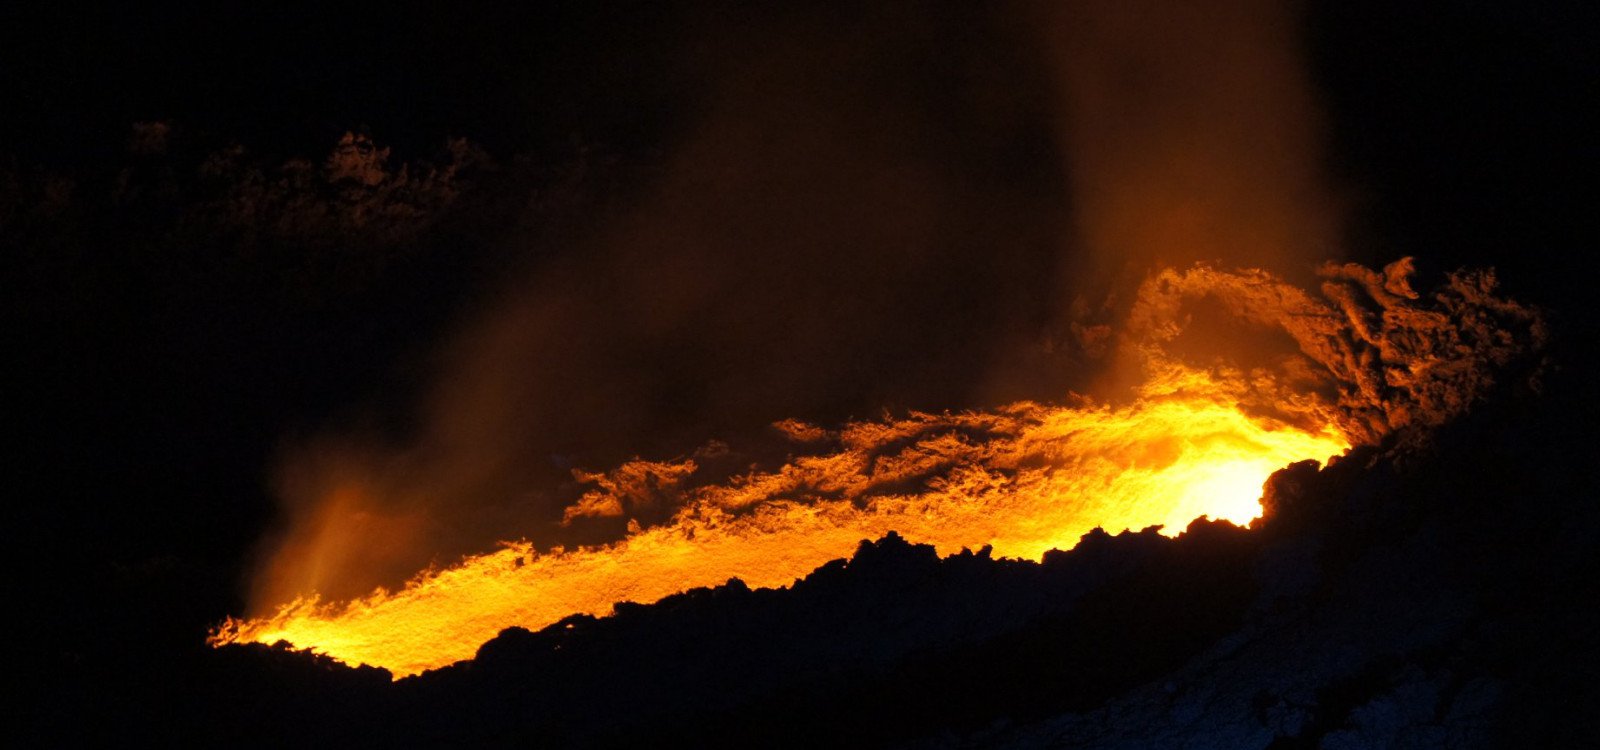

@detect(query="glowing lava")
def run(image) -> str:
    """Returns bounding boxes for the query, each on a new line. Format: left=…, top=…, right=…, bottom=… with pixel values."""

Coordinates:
left=212, top=259, right=1543, bottom=677
left=212, top=371, right=1347, bottom=677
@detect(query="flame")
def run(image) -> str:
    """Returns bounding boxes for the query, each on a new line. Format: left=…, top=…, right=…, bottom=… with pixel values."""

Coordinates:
left=211, top=260, right=1543, bottom=677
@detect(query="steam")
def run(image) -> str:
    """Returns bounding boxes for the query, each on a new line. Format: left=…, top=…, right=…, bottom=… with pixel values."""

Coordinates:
left=250, top=1, right=1347, bottom=612
left=1036, top=0, right=1339, bottom=338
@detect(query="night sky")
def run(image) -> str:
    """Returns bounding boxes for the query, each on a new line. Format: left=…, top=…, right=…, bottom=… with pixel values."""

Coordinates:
left=6, top=1, right=1597, bottom=744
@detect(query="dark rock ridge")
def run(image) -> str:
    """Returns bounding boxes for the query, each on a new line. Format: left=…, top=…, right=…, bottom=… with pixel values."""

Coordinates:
left=41, top=353, right=1598, bottom=748
left=150, top=353, right=1593, bottom=749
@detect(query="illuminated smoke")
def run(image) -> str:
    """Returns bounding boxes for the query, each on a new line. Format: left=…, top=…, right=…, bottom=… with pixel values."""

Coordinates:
left=247, top=6, right=1069, bottom=610
left=214, top=260, right=1544, bottom=676
left=1030, top=0, right=1341, bottom=353
left=239, top=1, right=1415, bottom=643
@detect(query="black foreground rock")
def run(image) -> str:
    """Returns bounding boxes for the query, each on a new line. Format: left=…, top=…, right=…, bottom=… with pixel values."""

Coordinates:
left=83, top=349, right=1584, bottom=749
left=19, top=233, right=1588, bottom=748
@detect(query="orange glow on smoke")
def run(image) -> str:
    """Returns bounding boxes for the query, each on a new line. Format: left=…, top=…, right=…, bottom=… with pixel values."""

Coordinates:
left=212, top=367, right=1348, bottom=677
left=212, top=259, right=1541, bottom=677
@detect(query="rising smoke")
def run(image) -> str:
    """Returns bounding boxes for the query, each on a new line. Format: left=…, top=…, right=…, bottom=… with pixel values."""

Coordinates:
left=1030, top=0, right=1341, bottom=376
left=250, top=0, right=1345, bottom=612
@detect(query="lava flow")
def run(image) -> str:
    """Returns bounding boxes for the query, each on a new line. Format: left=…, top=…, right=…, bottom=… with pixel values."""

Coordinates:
left=211, top=260, right=1542, bottom=677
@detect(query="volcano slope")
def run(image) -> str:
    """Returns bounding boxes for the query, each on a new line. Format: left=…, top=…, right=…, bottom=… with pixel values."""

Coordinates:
left=111, top=335, right=1593, bottom=749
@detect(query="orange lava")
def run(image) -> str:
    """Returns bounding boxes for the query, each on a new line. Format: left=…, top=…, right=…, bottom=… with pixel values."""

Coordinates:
left=211, top=367, right=1348, bottom=677
left=213, top=259, right=1541, bottom=677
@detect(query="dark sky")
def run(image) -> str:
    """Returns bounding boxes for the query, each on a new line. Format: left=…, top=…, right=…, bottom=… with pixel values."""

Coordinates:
left=4, top=0, right=1593, bottom=270
left=5, top=1, right=1593, bottom=201
left=3, top=2, right=1592, bottom=311
left=4, top=1, right=710, bottom=161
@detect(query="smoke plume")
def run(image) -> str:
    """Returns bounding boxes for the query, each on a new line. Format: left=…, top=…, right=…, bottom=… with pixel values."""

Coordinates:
left=1036, top=0, right=1340, bottom=340
left=250, top=1, right=1346, bottom=612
